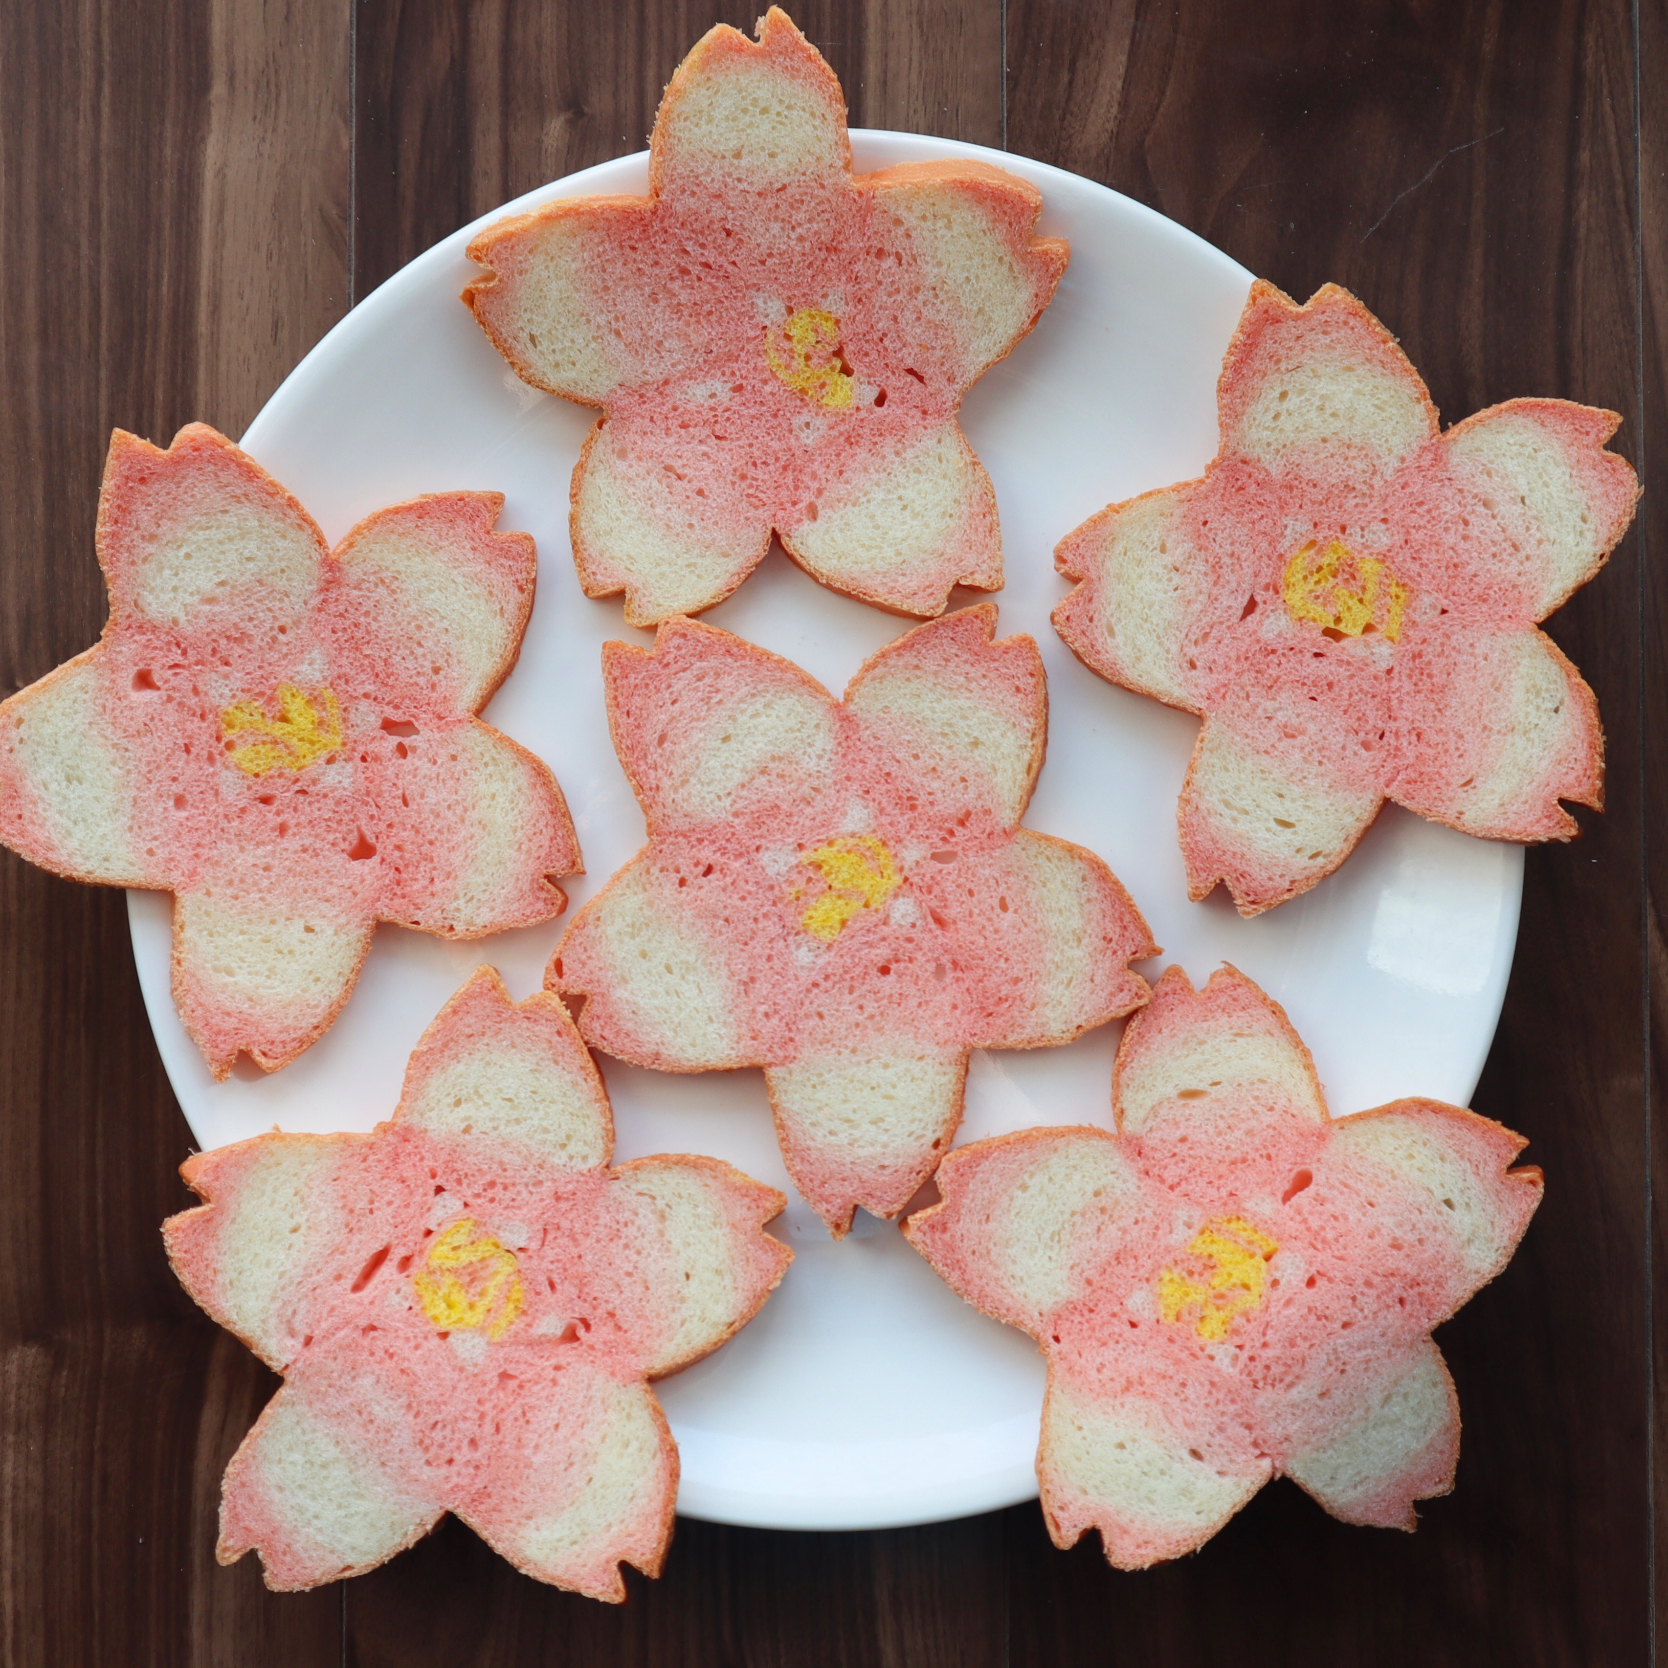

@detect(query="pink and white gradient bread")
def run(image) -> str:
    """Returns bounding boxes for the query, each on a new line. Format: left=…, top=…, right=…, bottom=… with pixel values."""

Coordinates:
left=164, top=966, right=791, bottom=1599
left=0, top=424, right=580, bottom=1076
left=905, top=964, right=1541, bottom=1568
left=463, top=7, right=1067, bottom=626
left=1054, top=280, right=1639, bottom=914
left=551, top=605, right=1155, bottom=1238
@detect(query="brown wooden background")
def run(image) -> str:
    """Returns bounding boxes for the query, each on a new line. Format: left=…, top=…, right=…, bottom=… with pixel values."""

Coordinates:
left=0, top=1, right=1661, bottom=1663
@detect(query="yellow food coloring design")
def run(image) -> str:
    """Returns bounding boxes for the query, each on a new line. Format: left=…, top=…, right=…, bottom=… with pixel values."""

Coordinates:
left=1281, top=538, right=1409, bottom=642
left=1157, top=1216, right=1279, bottom=1343
left=766, top=307, right=856, bottom=410
left=221, top=683, right=343, bottom=776
left=412, top=1218, right=524, bottom=1342
left=797, top=835, right=902, bottom=941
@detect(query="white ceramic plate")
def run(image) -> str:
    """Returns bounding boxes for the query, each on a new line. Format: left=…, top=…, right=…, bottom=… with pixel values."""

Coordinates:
left=129, top=134, right=1522, bottom=1532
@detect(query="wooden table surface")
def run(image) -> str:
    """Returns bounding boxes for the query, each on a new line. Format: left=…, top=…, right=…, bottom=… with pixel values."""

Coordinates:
left=1, top=2, right=1661, bottom=1663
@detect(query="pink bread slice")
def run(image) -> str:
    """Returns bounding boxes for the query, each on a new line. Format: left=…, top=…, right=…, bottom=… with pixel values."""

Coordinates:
left=0, top=424, right=581, bottom=1077
left=1053, top=280, right=1638, bottom=915
left=904, top=963, right=1541, bottom=1567
left=163, top=966, right=791, bottom=1598
left=463, top=8, right=1067, bottom=626
left=550, top=605, right=1155, bottom=1237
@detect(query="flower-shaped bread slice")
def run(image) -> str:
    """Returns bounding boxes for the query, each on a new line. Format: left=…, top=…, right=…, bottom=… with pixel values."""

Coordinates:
left=1054, top=280, right=1639, bottom=914
left=164, top=966, right=791, bottom=1598
left=905, top=964, right=1541, bottom=1567
left=463, top=8, right=1067, bottom=627
left=0, top=425, right=581, bottom=1076
left=551, top=605, right=1155, bottom=1237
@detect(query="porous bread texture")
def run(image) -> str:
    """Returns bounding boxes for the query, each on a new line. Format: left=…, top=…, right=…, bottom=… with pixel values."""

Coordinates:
left=463, top=8, right=1068, bottom=626
left=163, top=966, right=791, bottom=1599
left=0, top=424, right=581, bottom=1077
left=550, top=605, right=1156, bottom=1238
left=904, top=963, right=1542, bottom=1568
left=1053, top=279, right=1639, bottom=915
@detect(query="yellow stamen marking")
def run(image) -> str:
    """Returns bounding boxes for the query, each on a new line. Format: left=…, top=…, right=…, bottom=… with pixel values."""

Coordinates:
left=412, top=1218, right=524, bottom=1342
left=1281, top=539, right=1410, bottom=643
left=1157, top=1216, right=1279, bottom=1343
left=766, top=308, right=856, bottom=410
left=220, top=684, right=343, bottom=776
left=798, top=834, right=901, bottom=941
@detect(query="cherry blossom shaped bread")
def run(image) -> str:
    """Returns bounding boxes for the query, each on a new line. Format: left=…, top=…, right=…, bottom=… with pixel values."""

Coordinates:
left=463, top=7, right=1067, bottom=627
left=1054, top=280, right=1639, bottom=914
left=0, top=425, right=580, bottom=1076
left=905, top=964, right=1541, bottom=1568
left=551, top=605, right=1155, bottom=1238
left=164, top=966, right=791, bottom=1598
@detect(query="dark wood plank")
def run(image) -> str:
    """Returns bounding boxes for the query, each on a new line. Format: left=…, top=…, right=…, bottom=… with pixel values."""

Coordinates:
left=0, top=0, right=351, bottom=1661
left=1642, top=0, right=1668, bottom=1652
left=1005, top=2, right=1647, bottom=1664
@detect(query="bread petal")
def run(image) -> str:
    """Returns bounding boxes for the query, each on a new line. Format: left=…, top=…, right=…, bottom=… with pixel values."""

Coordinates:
left=171, top=887, right=374, bottom=1078
left=766, top=1048, right=966, bottom=1236
left=1387, top=624, right=1602, bottom=839
left=571, top=416, right=775, bottom=626
left=166, top=1137, right=347, bottom=1370
left=318, top=493, right=536, bottom=718
left=1053, top=486, right=1205, bottom=713
left=782, top=419, right=1001, bottom=615
left=396, top=970, right=612, bottom=1170
left=1038, top=1373, right=1268, bottom=1568
left=1215, top=281, right=1438, bottom=479
left=1325, top=1099, right=1542, bottom=1316
left=904, top=1127, right=1143, bottom=1335
left=0, top=649, right=160, bottom=886
left=218, top=1383, right=442, bottom=1590
left=844, top=606, right=1044, bottom=829
left=1283, top=1339, right=1459, bottom=1529
left=603, top=617, right=837, bottom=832
left=1113, top=965, right=1327, bottom=1136
left=97, top=425, right=326, bottom=633
left=614, top=1155, right=791, bottom=1376
left=464, top=1364, right=676, bottom=1602
left=1440, top=398, right=1639, bottom=621
left=863, top=161, right=1067, bottom=387
left=464, top=198, right=658, bottom=404
left=551, top=854, right=746, bottom=1072
left=1178, top=713, right=1384, bottom=915
left=651, top=8, right=849, bottom=197
left=375, top=719, right=578, bottom=937
left=970, top=831, right=1153, bottom=1049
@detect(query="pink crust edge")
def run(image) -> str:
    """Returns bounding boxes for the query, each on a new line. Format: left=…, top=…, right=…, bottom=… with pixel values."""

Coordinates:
left=164, top=965, right=793, bottom=1598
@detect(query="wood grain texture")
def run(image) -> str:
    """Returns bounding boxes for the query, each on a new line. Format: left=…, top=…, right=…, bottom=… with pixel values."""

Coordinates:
left=0, top=0, right=1655, bottom=1662
left=0, top=0, right=348, bottom=1663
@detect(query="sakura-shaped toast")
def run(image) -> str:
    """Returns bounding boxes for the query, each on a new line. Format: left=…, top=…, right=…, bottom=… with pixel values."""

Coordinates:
left=905, top=964, right=1541, bottom=1567
left=164, top=967, right=791, bottom=1598
left=0, top=425, right=580, bottom=1076
left=1054, top=280, right=1638, bottom=914
left=551, top=605, right=1155, bottom=1237
left=463, top=8, right=1067, bottom=626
